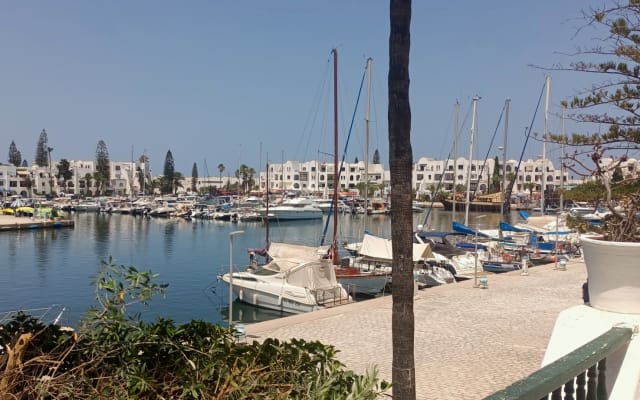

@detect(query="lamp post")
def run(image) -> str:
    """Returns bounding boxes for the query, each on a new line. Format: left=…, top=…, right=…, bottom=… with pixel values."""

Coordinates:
left=473, top=214, right=487, bottom=288
left=228, top=230, right=244, bottom=329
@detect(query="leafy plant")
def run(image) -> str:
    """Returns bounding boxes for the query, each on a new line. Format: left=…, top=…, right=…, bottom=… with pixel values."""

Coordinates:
left=0, top=258, right=389, bottom=399
left=546, top=2, right=640, bottom=242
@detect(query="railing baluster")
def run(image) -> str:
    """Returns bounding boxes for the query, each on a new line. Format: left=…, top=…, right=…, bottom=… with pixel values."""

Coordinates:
left=587, top=365, right=597, bottom=400
left=482, top=327, right=632, bottom=400
left=576, top=371, right=586, bottom=400
left=564, top=377, right=575, bottom=400
left=596, top=358, right=607, bottom=400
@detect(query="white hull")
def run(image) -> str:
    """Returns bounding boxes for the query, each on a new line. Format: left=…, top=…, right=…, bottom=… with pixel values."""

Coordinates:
left=259, top=206, right=322, bottom=220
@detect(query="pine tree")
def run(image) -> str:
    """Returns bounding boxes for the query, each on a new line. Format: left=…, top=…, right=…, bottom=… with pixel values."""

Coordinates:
left=372, top=149, right=381, bottom=164
left=95, top=140, right=110, bottom=195
left=191, top=162, right=198, bottom=193
left=8, top=141, right=22, bottom=167
left=163, top=150, right=175, bottom=194
left=35, top=129, right=49, bottom=167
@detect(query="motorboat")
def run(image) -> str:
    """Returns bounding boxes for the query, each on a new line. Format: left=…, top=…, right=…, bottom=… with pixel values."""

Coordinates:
left=221, top=242, right=352, bottom=314
left=258, top=197, right=322, bottom=220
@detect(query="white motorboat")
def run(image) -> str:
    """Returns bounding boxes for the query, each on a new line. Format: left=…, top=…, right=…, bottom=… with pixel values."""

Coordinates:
left=258, top=197, right=322, bottom=220
left=221, top=242, right=351, bottom=314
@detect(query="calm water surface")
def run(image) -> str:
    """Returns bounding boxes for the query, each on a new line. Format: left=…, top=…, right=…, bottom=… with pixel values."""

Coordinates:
left=0, top=209, right=515, bottom=326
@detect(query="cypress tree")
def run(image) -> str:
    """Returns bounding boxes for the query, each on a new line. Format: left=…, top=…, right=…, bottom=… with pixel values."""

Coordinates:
left=8, top=141, right=22, bottom=167
left=191, top=162, right=198, bottom=193
left=35, top=129, right=49, bottom=167
left=95, top=140, right=110, bottom=195
left=163, top=150, right=175, bottom=194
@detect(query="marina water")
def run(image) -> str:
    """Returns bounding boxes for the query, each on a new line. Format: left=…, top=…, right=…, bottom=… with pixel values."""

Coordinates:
left=0, top=209, right=516, bottom=327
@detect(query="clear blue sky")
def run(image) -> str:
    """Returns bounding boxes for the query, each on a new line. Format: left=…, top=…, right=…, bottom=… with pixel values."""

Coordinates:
left=1, top=1, right=608, bottom=176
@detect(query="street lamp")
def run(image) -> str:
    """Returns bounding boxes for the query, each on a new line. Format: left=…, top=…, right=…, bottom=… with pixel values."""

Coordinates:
left=473, top=214, right=487, bottom=288
left=228, top=230, right=244, bottom=329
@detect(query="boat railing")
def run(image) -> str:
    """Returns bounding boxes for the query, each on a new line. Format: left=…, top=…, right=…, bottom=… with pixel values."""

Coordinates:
left=314, top=285, right=353, bottom=307
left=483, top=326, right=634, bottom=400
left=0, top=304, right=68, bottom=326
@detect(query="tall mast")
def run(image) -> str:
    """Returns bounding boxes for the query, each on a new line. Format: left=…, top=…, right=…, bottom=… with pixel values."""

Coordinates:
left=465, top=96, right=480, bottom=226
left=502, top=98, right=510, bottom=215
left=560, top=106, right=565, bottom=212
left=452, top=100, right=459, bottom=222
left=332, top=48, right=339, bottom=264
left=265, top=159, right=270, bottom=244
left=541, top=76, right=550, bottom=215
left=364, top=57, right=372, bottom=233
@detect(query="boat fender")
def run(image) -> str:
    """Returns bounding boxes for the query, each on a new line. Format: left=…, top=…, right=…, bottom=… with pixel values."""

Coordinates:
left=502, top=253, right=512, bottom=263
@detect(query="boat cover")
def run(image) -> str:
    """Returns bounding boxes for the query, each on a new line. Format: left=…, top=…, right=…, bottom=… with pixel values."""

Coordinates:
left=452, top=221, right=491, bottom=238
left=358, top=234, right=432, bottom=262
left=499, top=221, right=535, bottom=233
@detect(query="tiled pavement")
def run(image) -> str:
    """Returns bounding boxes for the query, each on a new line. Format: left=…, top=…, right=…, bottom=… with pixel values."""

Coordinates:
left=244, top=259, right=587, bottom=399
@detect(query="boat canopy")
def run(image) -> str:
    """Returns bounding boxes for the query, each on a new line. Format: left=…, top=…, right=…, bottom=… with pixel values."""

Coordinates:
left=452, top=221, right=491, bottom=238
left=262, top=242, right=339, bottom=290
left=358, top=233, right=432, bottom=263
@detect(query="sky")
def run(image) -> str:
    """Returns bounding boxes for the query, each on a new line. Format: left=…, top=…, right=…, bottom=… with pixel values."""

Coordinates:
left=0, top=1, right=615, bottom=176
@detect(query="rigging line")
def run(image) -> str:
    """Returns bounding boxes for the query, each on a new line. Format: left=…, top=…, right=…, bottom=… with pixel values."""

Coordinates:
left=423, top=149, right=453, bottom=227
left=471, top=102, right=506, bottom=199
left=296, top=58, right=332, bottom=162
left=320, top=61, right=367, bottom=247
left=505, top=80, right=547, bottom=203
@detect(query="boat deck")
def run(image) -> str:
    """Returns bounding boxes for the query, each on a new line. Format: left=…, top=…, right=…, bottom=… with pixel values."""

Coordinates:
left=245, top=259, right=588, bottom=399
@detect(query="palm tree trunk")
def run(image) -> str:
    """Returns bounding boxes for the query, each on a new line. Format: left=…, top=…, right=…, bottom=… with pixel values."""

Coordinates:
left=389, top=0, right=416, bottom=398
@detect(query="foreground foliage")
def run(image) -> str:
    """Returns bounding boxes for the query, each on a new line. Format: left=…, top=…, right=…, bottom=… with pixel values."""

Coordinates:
left=0, top=259, right=389, bottom=399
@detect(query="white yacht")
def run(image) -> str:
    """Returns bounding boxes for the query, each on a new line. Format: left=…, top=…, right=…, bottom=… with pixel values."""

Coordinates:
left=221, top=242, right=351, bottom=314
left=258, top=197, right=322, bottom=220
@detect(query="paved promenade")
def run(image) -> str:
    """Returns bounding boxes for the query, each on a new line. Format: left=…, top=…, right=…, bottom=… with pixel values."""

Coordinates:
left=245, top=259, right=587, bottom=399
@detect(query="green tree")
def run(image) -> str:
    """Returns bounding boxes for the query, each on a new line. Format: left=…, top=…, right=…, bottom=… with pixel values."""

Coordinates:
left=47, top=146, right=55, bottom=195
left=354, top=156, right=359, bottom=163
left=545, top=3, right=640, bottom=241
left=8, top=141, right=22, bottom=167
left=84, top=172, right=93, bottom=196
left=191, top=162, right=198, bottom=193
left=491, top=156, right=501, bottom=192
left=612, top=167, right=623, bottom=183
left=21, top=159, right=28, bottom=167
left=34, top=129, right=49, bottom=167
left=162, top=150, right=175, bottom=194
left=388, top=0, right=415, bottom=398
left=95, top=140, right=110, bottom=195
left=56, top=158, right=73, bottom=193
left=217, top=163, right=225, bottom=189
left=372, top=149, right=381, bottom=164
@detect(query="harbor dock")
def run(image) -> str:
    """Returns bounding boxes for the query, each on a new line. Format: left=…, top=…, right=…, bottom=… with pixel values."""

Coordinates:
left=0, top=215, right=74, bottom=231
left=245, top=259, right=587, bottom=399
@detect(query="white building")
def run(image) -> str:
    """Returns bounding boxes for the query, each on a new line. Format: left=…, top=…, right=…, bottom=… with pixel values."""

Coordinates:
left=258, top=160, right=387, bottom=196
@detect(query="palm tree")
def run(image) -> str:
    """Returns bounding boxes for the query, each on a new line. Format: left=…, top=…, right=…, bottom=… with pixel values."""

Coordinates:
left=217, top=163, right=225, bottom=189
left=388, top=0, right=416, bottom=398
left=84, top=173, right=93, bottom=197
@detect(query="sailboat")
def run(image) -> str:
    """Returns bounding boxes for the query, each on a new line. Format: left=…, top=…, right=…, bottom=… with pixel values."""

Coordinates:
left=440, top=97, right=510, bottom=214
left=325, top=52, right=392, bottom=296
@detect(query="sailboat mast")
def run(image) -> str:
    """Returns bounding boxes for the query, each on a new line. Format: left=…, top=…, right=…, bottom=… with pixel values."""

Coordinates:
left=464, top=96, right=480, bottom=226
left=541, top=76, right=550, bottom=215
left=265, top=160, right=270, bottom=244
left=502, top=98, right=510, bottom=215
left=332, top=48, right=339, bottom=264
left=452, top=100, right=459, bottom=222
left=560, top=106, right=565, bottom=212
left=364, top=57, right=372, bottom=233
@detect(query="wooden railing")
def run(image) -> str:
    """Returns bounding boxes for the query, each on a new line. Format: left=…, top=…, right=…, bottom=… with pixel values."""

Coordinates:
left=484, top=326, right=633, bottom=400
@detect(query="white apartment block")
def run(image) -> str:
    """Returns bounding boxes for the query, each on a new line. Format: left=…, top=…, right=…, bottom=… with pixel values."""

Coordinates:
left=412, top=156, right=575, bottom=197
left=258, top=160, right=388, bottom=196
left=0, top=159, right=151, bottom=198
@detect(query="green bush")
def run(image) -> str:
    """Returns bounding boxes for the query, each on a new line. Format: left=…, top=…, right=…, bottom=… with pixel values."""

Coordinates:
left=0, top=258, right=390, bottom=399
